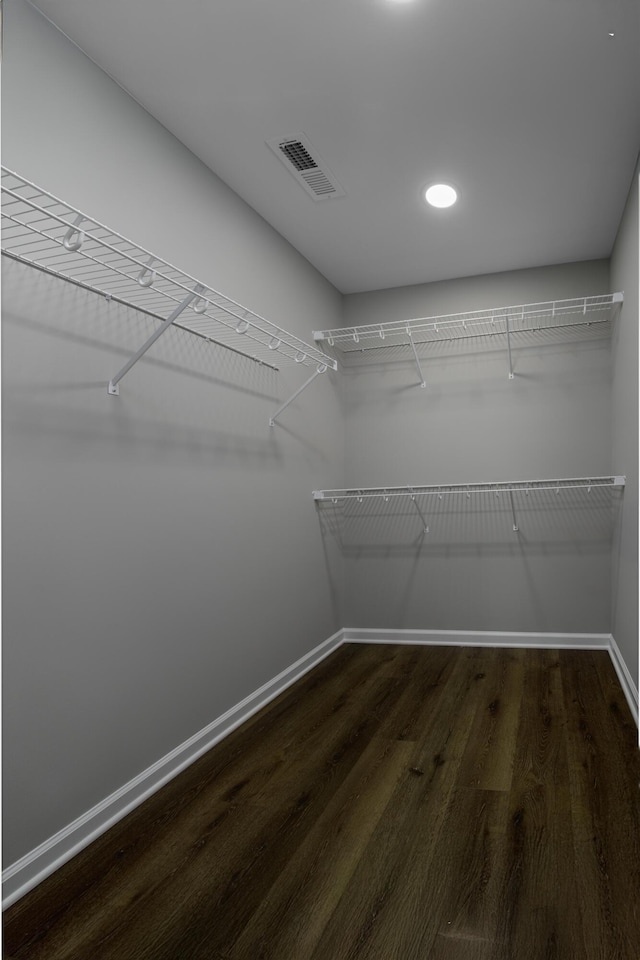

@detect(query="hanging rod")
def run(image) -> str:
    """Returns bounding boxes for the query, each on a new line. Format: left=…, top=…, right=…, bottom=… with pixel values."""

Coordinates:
left=313, top=293, right=622, bottom=383
left=313, top=476, right=626, bottom=501
left=1, top=168, right=336, bottom=411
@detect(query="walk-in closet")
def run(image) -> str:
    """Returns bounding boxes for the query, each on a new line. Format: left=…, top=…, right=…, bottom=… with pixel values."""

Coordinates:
left=3, top=0, right=639, bottom=957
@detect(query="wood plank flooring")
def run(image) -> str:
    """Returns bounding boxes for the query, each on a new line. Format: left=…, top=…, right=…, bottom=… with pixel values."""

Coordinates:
left=4, top=645, right=640, bottom=959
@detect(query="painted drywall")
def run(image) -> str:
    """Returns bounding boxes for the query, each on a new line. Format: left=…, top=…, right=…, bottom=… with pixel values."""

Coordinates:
left=338, top=260, right=614, bottom=632
left=2, top=0, right=344, bottom=866
left=610, top=155, right=639, bottom=692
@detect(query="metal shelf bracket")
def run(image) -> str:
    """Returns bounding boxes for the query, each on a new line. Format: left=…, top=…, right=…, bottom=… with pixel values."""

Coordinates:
left=407, top=331, right=426, bottom=388
left=108, top=284, right=205, bottom=395
left=409, top=490, right=429, bottom=534
left=505, top=314, right=514, bottom=379
left=509, top=489, right=519, bottom=532
left=269, top=363, right=328, bottom=427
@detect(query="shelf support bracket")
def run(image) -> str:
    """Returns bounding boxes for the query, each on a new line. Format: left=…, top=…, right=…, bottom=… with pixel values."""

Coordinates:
left=107, top=284, right=205, bottom=395
left=504, top=313, right=513, bottom=380
left=509, top=490, right=519, bottom=532
left=407, top=332, right=426, bottom=388
left=269, top=364, right=328, bottom=427
left=409, top=492, right=429, bottom=535
left=505, top=314, right=514, bottom=379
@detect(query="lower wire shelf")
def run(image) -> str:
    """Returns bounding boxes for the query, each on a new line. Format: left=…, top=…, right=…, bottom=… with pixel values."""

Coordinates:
left=313, top=476, right=625, bottom=536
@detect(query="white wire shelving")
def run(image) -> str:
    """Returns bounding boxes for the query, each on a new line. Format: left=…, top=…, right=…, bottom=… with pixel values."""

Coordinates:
left=1, top=167, right=336, bottom=425
left=313, top=476, right=625, bottom=535
left=313, top=294, right=623, bottom=386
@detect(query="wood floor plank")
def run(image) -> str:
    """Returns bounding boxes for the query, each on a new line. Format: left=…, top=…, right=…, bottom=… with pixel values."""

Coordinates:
left=4, top=645, right=640, bottom=960
left=429, top=938, right=500, bottom=960
left=308, top=647, right=495, bottom=960
left=129, top=681, right=409, bottom=960
left=592, top=649, right=640, bottom=752
left=429, top=789, right=510, bottom=948
left=224, top=737, right=416, bottom=959
left=375, top=643, right=460, bottom=742
left=339, top=648, right=522, bottom=958
left=457, top=647, right=525, bottom=791
left=497, top=649, right=584, bottom=960
left=560, top=649, right=640, bottom=959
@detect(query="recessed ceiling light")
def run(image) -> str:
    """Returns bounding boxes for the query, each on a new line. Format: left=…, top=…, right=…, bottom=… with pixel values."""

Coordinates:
left=424, top=183, right=458, bottom=208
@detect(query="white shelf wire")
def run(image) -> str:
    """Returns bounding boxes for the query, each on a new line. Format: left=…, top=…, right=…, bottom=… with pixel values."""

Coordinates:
left=313, top=476, right=625, bottom=501
left=1, top=168, right=336, bottom=404
left=313, top=294, right=622, bottom=384
left=314, top=476, right=625, bottom=535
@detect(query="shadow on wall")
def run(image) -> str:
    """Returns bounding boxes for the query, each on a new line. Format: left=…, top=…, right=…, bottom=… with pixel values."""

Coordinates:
left=1, top=258, right=318, bottom=466
left=335, top=327, right=612, bottom=419
left=320, top=488, right=618, bottom=632
left=2, top=257, right=280, bottom=398
left=316, top=485, right=621, bottom=558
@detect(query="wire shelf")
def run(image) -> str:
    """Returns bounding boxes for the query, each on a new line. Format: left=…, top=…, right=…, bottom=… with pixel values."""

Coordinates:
left=1, top=167, right=336, bottom=373
left=314, top=476, right=625, bottom=501
left=314, top=476, right=625, bottom=536
left=313, top=296, right=622, bottom=354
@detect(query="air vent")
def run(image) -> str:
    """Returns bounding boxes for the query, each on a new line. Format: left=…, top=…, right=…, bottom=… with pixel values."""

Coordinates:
left=280, top=140, right=317, bottom=171
left=267, top=133, right=346, bottom=201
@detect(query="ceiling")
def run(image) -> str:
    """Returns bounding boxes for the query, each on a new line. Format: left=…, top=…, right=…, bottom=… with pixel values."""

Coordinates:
left=29, top=0, right=640, bottom=294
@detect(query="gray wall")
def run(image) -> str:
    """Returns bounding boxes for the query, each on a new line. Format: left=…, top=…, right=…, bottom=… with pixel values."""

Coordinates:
left=338, top=261, right=614, bottom=632
left=611, top=156, right=639, bottom=689
left=2, top=0, right=344, bottom=866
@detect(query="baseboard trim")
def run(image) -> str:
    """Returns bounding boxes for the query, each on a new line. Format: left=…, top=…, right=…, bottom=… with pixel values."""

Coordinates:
left=342, top=627, right=612, bottom=650
left=608, top=634, right=639, bottom=728
left=1, top=629, right=345, bottom=910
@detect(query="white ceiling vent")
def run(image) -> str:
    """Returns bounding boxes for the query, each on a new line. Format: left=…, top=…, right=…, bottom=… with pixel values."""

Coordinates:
left=267, top=134, right=346, bottom=201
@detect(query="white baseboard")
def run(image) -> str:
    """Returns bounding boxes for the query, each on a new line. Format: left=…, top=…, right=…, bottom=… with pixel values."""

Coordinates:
left=609, top=634, right=639, bottom=728
left=4, top=625, right=637, bottom=909
left=1, top=629, right=345, bottom=910
left=343, top=627, right=612, bottom=650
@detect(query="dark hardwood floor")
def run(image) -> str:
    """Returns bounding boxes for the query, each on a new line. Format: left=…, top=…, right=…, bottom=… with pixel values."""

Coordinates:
left=4, top=644, right=640, bottom=959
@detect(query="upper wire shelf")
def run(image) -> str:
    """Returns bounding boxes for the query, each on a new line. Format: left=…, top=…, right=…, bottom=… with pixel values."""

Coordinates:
left=0, top=168, right=336, bottom=375
left=314, top=296, right=622, bottom=351
left=313, top=294, right=623, bottom=384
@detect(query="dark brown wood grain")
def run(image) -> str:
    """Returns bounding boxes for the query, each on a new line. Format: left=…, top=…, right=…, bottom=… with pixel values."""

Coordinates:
left=4, top=645, right=640, bottom=960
